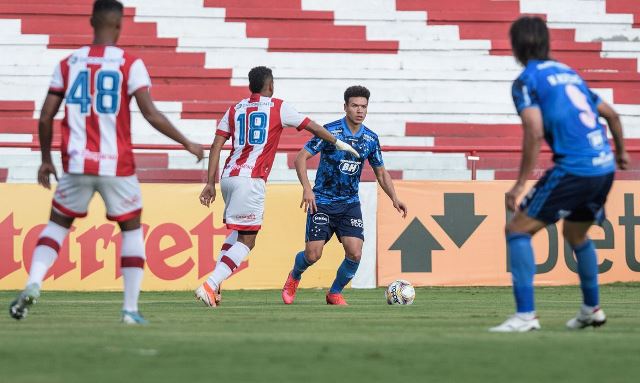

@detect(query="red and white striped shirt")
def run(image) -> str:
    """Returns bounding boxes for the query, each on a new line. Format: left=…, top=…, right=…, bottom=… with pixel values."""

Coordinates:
left=49, top=45, right=151, bottom=176
left=216, top=93, right=310, bottom=180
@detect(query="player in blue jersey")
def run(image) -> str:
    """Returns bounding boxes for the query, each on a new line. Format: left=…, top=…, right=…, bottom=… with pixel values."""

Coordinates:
left=490, top=17, right=630, bottom=332
left=281, top=85, right=408, bottom=305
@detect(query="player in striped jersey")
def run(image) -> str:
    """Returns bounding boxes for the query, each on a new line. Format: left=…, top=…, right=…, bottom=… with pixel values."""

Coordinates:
left=9, top=0, right=204, bottom=324
left=194, top=66, right=359, bottom=307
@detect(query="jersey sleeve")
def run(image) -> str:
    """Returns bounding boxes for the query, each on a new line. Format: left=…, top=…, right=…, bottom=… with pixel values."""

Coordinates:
left=587, top=87, right=603, bottom=108
left=280, top=101, right=311, bottom=131
left=367, top=135, right=384, bottom=168
left=304, top=135, right=326, bottom=156
left=127, top=58, right=152, bottom=95
left=512, top=75, right=539, bottom=114
left=216, top=109, right=232, bottom=138
left=49, top=62, right=65, bottom=94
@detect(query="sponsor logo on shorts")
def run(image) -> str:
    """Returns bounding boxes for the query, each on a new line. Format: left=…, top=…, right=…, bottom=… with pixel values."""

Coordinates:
left=350, top=218, right=363, bottom=228
left=312, top=213, right=329, bottom=225
left=339, top=160, right=360, bottom=175
left=234, top=213, right=257, bottom=222
left=121, top=195, right=141, bottom=208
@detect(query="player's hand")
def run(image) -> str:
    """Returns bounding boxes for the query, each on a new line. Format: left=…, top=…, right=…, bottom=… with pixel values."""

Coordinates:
left=334, top=139, right=360, bottom=159
left=199, top=183, right=216, bottom=207
left=300, top=188, right=317, bottom=214
left=393, top=199, right=408, bottom=218
left=37, top=162, right=58, bottom=190
left=505, top=183, right=525, bottom=212
left=616, top=151, right=631, bottom=170
left=185, top=141, right=204, bottom=162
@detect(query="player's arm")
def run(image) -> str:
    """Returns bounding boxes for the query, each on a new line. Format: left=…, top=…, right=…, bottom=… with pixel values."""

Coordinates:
left=303, top=121, right=359, bottom=158
left=506, top=107, right=544, bottom=211
left=37, top=93, right=64, bottom=189
left=372, top=166, right=407, bottom=218
left=199, top=134, right=227, bottom=208
left=598, top=102, right=630, bottom=170
left=294, top=148, right=317, bottom=213
left=133, top=88, right=203, bottom=161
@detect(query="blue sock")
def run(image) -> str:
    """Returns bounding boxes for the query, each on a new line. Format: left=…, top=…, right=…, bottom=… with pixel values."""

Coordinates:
left=291, top=251, right=311, bottom=280
left=329, top=258, right=360, bottom=294
left=507, top=233, right=536, bottom=313
left=573, top=239, right=599, bottom=307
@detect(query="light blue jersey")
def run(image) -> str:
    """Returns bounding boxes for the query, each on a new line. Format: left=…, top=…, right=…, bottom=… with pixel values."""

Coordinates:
left=512, top=60, right=615, bottom=176
left=304, top=118, right=384, bottom=205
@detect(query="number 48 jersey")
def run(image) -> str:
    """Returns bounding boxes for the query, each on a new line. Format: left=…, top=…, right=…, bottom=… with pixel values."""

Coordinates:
left=512, top=59, right=615, bottom=176
left=49, top=45, right=152, bottom=177
left=216, top=93, right=311, bottom=180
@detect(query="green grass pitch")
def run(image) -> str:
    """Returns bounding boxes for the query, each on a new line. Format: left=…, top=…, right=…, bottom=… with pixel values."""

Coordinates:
left=1, top=284, right=639, bottom=383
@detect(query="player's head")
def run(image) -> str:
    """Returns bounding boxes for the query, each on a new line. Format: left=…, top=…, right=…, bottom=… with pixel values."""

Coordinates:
left=248, top=66, right=274, bottom=96
left=510, top=16, right=550, bottom=65
left=90, top=0, right=124, bottom=42
left=343, top=85, right=369, bottom=126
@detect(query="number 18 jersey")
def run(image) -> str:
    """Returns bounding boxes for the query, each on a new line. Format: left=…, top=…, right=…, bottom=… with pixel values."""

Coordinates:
left=216, top=93, right=311, bottom=180
left=49, top=45, right=151, bottom=177
left=512, top=59, right=615, bottom=176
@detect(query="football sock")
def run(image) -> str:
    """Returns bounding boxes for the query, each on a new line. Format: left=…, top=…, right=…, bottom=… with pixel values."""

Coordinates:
left=291, top=251, right=311, bottom=280
left=121, top=228, right=145, bottom=312
left=206, top=241, right=250, bottom=290
left=573, top=239, right=599, bottom=307
left=507, top=232, right=536, bottom=313
left=218, top=231, right=238, bottom=260
left=26, top=221, right=69, bottom=288
left=329, top=257, right=359, bottom=294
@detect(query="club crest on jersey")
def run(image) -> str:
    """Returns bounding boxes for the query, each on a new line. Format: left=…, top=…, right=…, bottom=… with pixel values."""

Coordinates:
left=339, top=160, right=360, bottom=175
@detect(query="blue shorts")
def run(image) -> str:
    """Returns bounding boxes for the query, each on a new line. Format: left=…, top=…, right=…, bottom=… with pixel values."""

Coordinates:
left=520, top=167, right=614, bottom=224
left=305, top=202, right=364, bottom=242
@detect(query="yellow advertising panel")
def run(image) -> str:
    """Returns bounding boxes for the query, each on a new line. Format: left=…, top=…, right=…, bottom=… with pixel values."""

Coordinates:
left=378, top=181, right=640, bottom=286
left=0, top=184, right=346, bottom=290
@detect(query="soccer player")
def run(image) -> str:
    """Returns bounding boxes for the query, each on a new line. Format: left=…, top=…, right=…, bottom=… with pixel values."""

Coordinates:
left=281, top=85, right=408, bottom=305
left=8, top=0, right=204, bottom=324
left=490, top=16, right=629, bottom=332
left=194, top=67, right=360, bottom=307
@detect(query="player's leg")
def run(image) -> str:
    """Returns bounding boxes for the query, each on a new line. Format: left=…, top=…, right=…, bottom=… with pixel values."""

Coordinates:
left=10, top=173, right=92, bottom=320
left=326, top=236, right=363, bottom=306
left=327, top=202, right=364, bottom=305
left=282, top=205, right=332, bottom=304
left=202, top=229, right=238, bottom=303
left=97, top=175, right=146, bottom=324
left=196, top=177, right=263, bottom=307
left=282, top=240, right=325, bottom=304
left=563, top=173, right=613, bottom=329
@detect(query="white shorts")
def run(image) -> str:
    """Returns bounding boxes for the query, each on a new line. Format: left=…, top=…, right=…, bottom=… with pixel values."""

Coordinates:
left=221, top=176, right=266, bottom=231
left=52, top=173, right=143, bottom=222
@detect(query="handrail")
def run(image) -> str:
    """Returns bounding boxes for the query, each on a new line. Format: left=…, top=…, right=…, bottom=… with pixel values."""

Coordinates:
left=2, top=142, right=638, bottom=181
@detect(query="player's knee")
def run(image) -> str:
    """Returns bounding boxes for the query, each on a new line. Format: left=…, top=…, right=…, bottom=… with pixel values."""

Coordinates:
left=345, top=251, right=362, bottom=263
left=563, top=228, right=588, bottom=247
left=306, top=249, right=323, bottom=263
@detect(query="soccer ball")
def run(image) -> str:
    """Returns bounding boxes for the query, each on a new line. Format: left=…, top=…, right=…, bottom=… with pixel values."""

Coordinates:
left=385, top=279, right=415, bottom=305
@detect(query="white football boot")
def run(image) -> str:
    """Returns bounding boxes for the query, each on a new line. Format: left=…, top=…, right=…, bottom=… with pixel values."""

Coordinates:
left=566, top=307, right=606, bottom=329
left=490, top=314, right=541, bottom=332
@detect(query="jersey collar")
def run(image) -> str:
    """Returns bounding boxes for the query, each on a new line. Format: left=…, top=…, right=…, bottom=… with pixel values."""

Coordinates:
left=341, top=117, right=364, bottom=138
left=249, top=93, right=262, bottom=102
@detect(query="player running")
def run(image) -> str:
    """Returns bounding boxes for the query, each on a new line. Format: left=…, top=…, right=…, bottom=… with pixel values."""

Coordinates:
left=281, top=85, right=408, bottom=305
left=8, top=0, right=204, bottom=324
left=194, top=67, right=360, bottom=307
left=490, top=16, right=629, bottom=332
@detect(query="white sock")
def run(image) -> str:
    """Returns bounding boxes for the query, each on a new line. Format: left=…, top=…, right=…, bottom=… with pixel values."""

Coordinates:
left=121, top=228, right=145, bottom=312
left=27, top=221, right=69, bottom=288
left=206, top=241, right=249, bottom=290
left=205, top=231, right=237, bottom=289
left=517, top=311, right=536, bottom=321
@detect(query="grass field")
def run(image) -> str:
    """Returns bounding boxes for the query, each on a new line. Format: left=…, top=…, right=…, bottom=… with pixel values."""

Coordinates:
left=1, top=284, right=639, bottom=383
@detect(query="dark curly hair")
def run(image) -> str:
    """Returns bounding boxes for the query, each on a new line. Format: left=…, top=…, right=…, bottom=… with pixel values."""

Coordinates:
left=248, top=66, right=273, bottom=93
left=510, top=16, right=550, bottom=65
left=344, top=85, right=370, bottom=104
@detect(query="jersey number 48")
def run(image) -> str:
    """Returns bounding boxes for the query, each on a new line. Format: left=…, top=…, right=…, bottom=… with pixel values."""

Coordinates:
left=67, top=69, right=122, bottom=115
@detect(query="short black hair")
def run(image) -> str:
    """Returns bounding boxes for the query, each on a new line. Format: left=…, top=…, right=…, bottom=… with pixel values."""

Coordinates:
left=344, top=85, right=370, bottom=104
left=509, top=16, right=550, bottom=65
left=92, top=0, right=123, bottom=28
left=248, top=66, right=273, bottom=93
